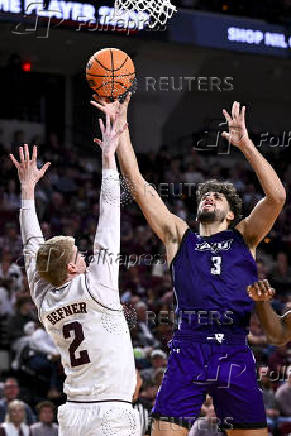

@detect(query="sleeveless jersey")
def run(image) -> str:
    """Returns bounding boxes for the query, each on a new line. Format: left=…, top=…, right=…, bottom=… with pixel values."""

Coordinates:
left=171, top=228, right=258, bottom=336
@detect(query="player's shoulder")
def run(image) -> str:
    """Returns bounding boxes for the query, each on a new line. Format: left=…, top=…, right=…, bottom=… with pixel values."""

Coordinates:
left=282, top=309, right=291, bottom=323
left=40, top=274, right=88, bottom=311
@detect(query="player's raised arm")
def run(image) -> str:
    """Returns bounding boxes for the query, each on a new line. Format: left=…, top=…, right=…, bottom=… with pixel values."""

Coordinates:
left=248, top=279, right=291, bottom=345
left=88, top=111, right=127, bottom=293
left=10, top=145, right=50, bottom=301
left=90, top=97, right=188, bottom=264
left=222, top=101, right=286, bottom=248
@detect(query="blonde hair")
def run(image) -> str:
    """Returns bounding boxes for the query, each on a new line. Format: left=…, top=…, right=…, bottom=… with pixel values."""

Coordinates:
left=7, top=400, right=25, bottom=422
left=36, top=236, right=75, bottom=287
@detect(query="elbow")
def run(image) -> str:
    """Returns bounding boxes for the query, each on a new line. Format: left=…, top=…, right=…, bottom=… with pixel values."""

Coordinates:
left=277, top=188, right=286, bottom=205
left=267, top=334, right=287, bottom=347
left=268, top=188, right=286, bottom=207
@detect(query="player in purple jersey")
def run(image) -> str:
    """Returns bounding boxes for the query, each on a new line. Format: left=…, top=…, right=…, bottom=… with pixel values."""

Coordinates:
left=91, top=98, right=286, bottom=436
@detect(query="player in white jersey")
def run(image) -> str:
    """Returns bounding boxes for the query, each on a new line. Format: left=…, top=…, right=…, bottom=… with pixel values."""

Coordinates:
left=9, top=113, right=139, bottom=436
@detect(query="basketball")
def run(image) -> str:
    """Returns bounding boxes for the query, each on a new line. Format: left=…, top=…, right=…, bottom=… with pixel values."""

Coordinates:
left=86, top=48, right=135, bottom=101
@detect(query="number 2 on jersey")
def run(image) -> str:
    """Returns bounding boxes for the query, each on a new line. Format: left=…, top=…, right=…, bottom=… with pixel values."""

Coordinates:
left=211, top=256, right=222, bottom=275
left=63, top=321, right=91, bottom=367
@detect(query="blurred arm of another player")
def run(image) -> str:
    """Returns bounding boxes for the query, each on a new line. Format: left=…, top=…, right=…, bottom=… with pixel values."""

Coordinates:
left=9, top=145, right=51, bottom=304
left=248, top=279, right=291, bottom=345
left=222, top=102, right=286, bottom=250
left=89, top=111, right=127, bottom=300
left=90, top=96, right=188, bottom=266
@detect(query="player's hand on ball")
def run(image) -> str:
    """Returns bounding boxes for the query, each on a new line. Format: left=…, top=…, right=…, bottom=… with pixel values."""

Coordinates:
left=9, top=144, right=51, bottom=186
left=94, top=110, right=128, bottom=156
left=221, top=101, right=249, bottom=147
left=247, top=279, right=275, bottom=301
left=90, top=93, right=131, bottom=122
left=91, top=97, right=120, bottom=122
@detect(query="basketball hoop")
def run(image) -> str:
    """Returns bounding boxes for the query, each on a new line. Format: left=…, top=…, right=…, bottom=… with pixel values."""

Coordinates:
left=114, top=0, right=176, bottom=29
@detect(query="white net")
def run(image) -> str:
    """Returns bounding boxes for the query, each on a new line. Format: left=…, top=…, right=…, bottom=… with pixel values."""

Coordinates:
left=114, top=0, right=176, bottom=28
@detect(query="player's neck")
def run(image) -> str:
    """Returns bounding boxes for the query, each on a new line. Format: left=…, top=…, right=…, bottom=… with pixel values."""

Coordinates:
left=199, top=221, right=229, bottom=237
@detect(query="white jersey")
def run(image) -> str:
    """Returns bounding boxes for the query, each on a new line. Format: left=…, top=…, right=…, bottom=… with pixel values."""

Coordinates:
left=20, top=169, right=136, bottom=402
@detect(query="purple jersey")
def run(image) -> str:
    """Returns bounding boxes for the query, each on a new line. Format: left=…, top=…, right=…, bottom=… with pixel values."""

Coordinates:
left=171, top=228, right=257, bottom=336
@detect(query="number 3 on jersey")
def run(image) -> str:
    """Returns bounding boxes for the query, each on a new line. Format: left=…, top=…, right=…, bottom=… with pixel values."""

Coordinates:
left=63, top=321, right=91, bottom=367
left=211, top=256, right=222, bottom=275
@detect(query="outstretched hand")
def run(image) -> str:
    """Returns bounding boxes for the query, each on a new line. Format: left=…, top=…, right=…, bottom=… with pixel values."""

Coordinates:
left=9, top=144, right=51, bottom=187
left=247, top=279, right=275, bottom=302
left=221, top=101, right=249, bottom=148
left=94, top=110, right=128, bottom=157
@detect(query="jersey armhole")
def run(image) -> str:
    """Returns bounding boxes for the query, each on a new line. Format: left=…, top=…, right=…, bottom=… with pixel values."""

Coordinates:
left=170, top=228, right=192, bottom=272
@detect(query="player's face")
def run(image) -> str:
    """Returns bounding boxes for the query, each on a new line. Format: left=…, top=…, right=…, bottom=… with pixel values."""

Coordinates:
left=72, top=245, right=86, bottom=273
left=197, top=191, right=231, bottom=224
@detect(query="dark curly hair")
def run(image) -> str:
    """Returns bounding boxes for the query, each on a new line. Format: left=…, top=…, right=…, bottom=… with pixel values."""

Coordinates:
left=196, top=179, right=243, bottom=227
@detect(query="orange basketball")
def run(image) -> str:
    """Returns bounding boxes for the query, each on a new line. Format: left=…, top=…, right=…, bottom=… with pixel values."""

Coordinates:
left=86, top=48, right=135, bottom=101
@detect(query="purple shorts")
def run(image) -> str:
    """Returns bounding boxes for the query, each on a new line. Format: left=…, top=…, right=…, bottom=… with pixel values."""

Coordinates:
left=152, top=335, right=267, bottom=431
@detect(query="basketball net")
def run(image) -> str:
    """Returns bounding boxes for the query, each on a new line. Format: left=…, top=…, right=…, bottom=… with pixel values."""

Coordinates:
left=114, top=0, right=176, bottom=28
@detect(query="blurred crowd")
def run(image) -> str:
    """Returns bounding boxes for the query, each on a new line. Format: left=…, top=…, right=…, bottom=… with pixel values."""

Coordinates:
left=177, top=0, right=291, bottom=25
left=0, top=130, right=290, bottom=435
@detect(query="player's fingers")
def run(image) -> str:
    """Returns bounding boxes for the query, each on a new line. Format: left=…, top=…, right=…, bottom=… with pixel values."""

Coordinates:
left=221, top=131, right=230, bottom=141
left=232, top=101, right=239, bottom=119
left=262, top=279, right=270, bottom=294
left=247, top=285, right=253, bottom=297
left=270, top=287, right=276, bottom=297
left=40, top=162, right=51, bottom=176
left=105, top=111, right=110, bottom=132
left=222, top=109, right=231, bottom=122
left=90, top=101, right=105, bottom=112
left=32, top=145, right=37, bottom=162
left=94, top=138, right=102, bottom=147
left=99, top=118, right=105, bottom=136
left=19, top=147, right=25, bottom=163
left=24, top=143, right=30, bottom=162
left=124, top=93, right=131, bottom=105
left=9, top=154, right=20, bottom=169
left=241, top=105, right=246, bottom=121
left=258, top=280, right=267, bottom=295
left=254, top=281, right=261, bottom=296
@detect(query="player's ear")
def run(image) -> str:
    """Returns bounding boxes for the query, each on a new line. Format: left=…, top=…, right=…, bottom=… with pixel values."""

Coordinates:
left=226, top=210, right=234, bottom=222
left=67, top=263, right=77, bottom=274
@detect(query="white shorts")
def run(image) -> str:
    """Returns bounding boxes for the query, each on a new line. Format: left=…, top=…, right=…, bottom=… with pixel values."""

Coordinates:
left=58, top=401, right=140, bottom=436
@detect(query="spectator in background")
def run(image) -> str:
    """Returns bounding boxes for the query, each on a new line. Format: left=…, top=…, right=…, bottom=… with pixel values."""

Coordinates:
left=0, top=248, right=23, bottom=294
left=268, top=345, right=291, bottom=375
left=27, top=323, right=61, bottom=399
left=258, top=367, right=279, bottom=432
left=0, top=379, right=35, bottom=425
left=141, top=350, right=167, bottom=384
left=270, top=252, right=291, bottom=294
left=0, top=400, right=30, bottom=436
left=133, top=371, right=150, bottom=436
left=30, top=401, right=58, bottom=436
left=4, top=180, right=20, bottom=211
left=135, top=301, right=155, bottom=347
left=275, top=372, right=291, bottom=416
left=7, top=297, right=35, bottom=345
left=256, top=259, right=269, bottom=280
left=0, top=226, right=23, bottom=259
